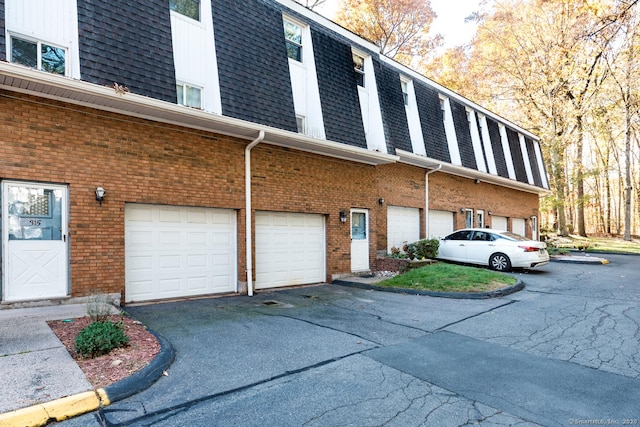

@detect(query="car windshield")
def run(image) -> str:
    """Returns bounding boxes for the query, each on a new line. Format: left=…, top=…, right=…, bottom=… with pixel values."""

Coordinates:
left=497, top=231, right=529, bottom=241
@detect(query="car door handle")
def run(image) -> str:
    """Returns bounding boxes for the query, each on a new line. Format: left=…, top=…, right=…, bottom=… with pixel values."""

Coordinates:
left=458, top=244, right=465, bottom=246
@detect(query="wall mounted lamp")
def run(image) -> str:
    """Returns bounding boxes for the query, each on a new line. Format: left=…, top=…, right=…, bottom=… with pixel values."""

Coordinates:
left=95, top=187, right=106, bottom=206
left=339, top=210, right=348, bottom=223
left=378, top=198, right=385, bottom=205
left=488, top=211, right=492, bottom=216
left=474, top=179, right=480, bottom=184
left=460, top=208, right=465, bottom=213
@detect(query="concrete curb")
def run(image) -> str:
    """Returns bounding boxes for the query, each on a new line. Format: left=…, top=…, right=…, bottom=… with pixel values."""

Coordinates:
left=334, top=279, right=525, bottom=299
left=0, top=328, right=174, bottom=427
left=550, top=256, right=610, bottom=265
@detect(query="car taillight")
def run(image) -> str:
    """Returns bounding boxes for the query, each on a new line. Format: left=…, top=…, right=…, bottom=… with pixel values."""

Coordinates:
left=518, top=245, right=540, bottom=252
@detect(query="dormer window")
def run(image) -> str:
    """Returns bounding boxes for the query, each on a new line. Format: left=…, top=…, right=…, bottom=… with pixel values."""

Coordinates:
left=284, top=20, right=303, bottom=62
left=176, top=83, right=202, bottom=108
left=401, top=80, right=409, bottom=105
left=170, top=0, right=200, bottom=21
left=353, top=53, right=365, bottom=87
left=10, top=36, right=67, bottom=76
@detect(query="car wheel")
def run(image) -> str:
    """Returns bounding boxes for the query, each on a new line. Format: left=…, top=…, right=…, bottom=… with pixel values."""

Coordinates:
left=489, top=253, right=511, bottom=272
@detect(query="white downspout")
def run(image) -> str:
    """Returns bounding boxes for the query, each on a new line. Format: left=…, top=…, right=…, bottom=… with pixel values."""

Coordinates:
left=425, top=164, right=443, bottom=239
left=245, top=130, right=265, bottom=296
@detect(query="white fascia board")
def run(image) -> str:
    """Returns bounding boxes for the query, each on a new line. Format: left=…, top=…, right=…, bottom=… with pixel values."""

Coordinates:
left=379, top=56, right=539, bottom=141
left=274, top=0, right=380, bottom=53
left=395, top=149, right=551, bottom=196
left=0, top=63, right=397, bottom=166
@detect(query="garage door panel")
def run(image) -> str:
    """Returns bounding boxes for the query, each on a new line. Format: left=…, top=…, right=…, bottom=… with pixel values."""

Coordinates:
left=429, top=210, right=454, bottom=239
left=387, top=206, right=420, bottom=253
left=255, top=212, right=325, bottom=290
left=125, top=204, right=237, bottom=302
left=492, top=216, right=508, bottom=231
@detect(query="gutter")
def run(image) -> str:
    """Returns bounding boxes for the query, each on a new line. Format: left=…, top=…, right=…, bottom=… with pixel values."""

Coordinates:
left=245, top=131, right=265, bottom=296
left=425, top=164, right=443, bottom=239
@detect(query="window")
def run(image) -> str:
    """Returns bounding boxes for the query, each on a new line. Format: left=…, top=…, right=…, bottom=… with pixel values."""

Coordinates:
left=296, top=115, right=306, bottom=134
left=10, top=36, right=66, bottom=76
left=176, top=83, right=202, bottom=108
left=401, top=80, right=409, bottom=105
left=353, top=53, right=365, bottom=87
left=284, top=20, right=303, bottom=62
left=169, top=0, right=200, bottom=21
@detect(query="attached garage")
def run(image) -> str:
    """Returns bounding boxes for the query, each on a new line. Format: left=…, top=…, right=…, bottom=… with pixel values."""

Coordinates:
left=491, top=216, right=508, bottom=231
left=255, top=212, right=325, bottom=290
left=125, top=204, right=237, bottom=303
left=387, top=206, right=420, bottom=252
left=428, top=210, right=454, bottom=239
left=512, top=218, right=526, bottom=236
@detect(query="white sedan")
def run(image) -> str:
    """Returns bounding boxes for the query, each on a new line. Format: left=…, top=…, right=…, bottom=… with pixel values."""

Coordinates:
left=437, top=228, right=549, bottom=272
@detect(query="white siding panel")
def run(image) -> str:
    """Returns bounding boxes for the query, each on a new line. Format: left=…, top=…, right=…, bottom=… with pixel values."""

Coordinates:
left=519, top=134, right=535, bottom=185
left=404, top=79, right=427, bottom=156
left=467, top=110, right=487, bottom=172
left=442, top=98, right=462, bottom=166
left=170, top=0, right=222, bottom=114
left=6, top=0, right=80, bottom=78
left=499, top=124, right=517, bottom=180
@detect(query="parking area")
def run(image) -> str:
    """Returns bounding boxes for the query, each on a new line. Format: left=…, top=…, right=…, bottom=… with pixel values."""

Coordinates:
left=61, top=254, right=640, bottom=426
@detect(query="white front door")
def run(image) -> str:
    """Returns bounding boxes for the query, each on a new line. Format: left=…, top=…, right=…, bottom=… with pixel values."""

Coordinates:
left=350, top=209, right=369, bottom=272
left=2, top=181, right=68, bottom=301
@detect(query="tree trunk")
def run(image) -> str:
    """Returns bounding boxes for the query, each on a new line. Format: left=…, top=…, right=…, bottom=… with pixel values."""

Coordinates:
left=576, top=115, right=587, bottom=236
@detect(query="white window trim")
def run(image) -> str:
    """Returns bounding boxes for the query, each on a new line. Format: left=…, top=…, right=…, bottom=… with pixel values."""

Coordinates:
left=8, top=33, right=69, bottom=77
left=477, top=114, right=498, bottom=176
left=466, top=108, right=487, bottom=173
left=440, top=96, right=461, bottom=166
left=352, top=49, right=366, bottom=88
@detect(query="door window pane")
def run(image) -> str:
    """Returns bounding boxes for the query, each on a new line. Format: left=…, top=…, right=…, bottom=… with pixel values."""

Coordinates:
left=351, top=212, right=366, bottom=240
left=7, top=186, right=62, bottom=241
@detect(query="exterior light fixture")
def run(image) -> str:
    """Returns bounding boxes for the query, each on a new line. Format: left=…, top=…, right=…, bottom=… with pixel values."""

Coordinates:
left=378, top=198, right=384, bottom=205
left=474, top=179, right=480, bottom=184
left=460, top=208, right=465, bottom=213
left=339, top=210, right=347, bottom=223
left=488, top=211, right=492, bottom=216
left=95, top=187, right=106, bottom=206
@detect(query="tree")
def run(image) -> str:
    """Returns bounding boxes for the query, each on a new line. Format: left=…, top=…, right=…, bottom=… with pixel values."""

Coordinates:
left=425, top=0, right=627, bottom=237
left=293, top=0, right=327, bottom=9
left=335, top=0, right=442, bottom=66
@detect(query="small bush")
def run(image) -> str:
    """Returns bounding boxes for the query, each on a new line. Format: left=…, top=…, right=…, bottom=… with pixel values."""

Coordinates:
left=404, top=239, right=439, bottom=260
left=75, top=320, right=129, bottom=358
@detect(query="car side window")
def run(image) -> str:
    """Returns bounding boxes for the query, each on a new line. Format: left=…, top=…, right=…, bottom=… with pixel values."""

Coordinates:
left=447, top=230, right=472, bottom=240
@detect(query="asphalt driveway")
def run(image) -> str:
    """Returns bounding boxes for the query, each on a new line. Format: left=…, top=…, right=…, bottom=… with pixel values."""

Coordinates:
left=60, top=254, right=640, bottom=426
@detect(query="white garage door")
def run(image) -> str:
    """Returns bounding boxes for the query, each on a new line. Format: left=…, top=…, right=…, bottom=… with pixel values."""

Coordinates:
left=387, top=206, right=420, bottom=253
left=255, top=212, right=325, bottom=290
left=491, top=216, right=508, bottom=231
left=512, top=218, right=526, bottom=236
left=428, top=210, right=454, bottom=239
left=125, top=204, right=237, bottom=303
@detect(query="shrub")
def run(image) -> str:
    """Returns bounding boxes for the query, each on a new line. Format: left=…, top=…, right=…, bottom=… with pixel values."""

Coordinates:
left=75, top=320, right=129, bottom=358
left=402, top=239, right=439, bottom=260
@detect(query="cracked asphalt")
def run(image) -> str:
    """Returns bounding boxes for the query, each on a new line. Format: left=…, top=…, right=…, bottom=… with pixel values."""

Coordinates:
left=58, top=254, right=639, bottom=426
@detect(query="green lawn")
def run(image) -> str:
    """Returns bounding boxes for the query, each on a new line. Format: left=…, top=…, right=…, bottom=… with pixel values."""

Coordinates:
left=548, top=235, right=640, bottom=255
left=375, top=262, right=517, bottom=293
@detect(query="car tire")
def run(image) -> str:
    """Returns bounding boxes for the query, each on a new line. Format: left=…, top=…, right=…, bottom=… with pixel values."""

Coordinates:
left=489, top=253, right=511, bottom=272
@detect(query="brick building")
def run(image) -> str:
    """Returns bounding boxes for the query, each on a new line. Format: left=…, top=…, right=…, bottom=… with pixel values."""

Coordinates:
left=0, top=0, right=549, bottom=305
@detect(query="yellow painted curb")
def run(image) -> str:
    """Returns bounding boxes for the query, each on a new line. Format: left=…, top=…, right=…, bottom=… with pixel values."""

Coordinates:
left=601, top=259, right=610, bottom=264
left=0, top=390, right=106, bottom=427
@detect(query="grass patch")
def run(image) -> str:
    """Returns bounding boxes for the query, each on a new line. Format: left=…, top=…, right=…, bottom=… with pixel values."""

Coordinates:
left=376, top=262, right=517, bottom=293
left=547, top=235, right=640, bottom=255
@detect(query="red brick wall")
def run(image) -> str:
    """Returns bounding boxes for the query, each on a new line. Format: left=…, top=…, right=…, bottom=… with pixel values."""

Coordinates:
left=429, top=173, right=540, bottom=237
left=0, top=91, right=541, bottom=299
